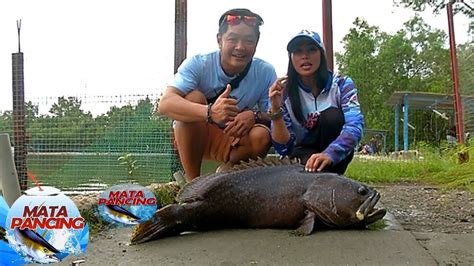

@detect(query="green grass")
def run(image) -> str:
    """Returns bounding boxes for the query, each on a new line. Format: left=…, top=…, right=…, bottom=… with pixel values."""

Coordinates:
left=346, top=145, right=474, bottom=193
left=27, top=154, right=175, bottom=191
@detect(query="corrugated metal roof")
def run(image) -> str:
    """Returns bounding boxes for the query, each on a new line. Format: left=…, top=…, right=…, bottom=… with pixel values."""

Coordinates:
left=386, top=91, right=474, bottom=110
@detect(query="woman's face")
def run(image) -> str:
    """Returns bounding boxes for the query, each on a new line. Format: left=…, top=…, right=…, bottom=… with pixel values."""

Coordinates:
left=290, top=40, right=321, bottom=77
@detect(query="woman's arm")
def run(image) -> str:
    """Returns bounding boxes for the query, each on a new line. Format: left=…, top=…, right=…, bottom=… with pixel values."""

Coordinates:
left=322, top=76, right=364, bottom=165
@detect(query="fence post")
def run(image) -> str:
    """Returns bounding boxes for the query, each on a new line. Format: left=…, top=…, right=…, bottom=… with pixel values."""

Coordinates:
left=0, top=134, right=22, bottom=207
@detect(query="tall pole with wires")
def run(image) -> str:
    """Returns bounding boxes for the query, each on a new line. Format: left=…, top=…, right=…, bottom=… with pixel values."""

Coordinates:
left=170, top=0, right=187, bottom=177
left=322, top=0, right=334, bottom=71
left=12, top=19, right=28, bottom=190
left=447, top=0, right=465, bottom=145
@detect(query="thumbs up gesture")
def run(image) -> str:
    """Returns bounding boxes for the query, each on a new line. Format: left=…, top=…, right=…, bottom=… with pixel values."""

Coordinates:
left=209, top=84, right=239, bottom=126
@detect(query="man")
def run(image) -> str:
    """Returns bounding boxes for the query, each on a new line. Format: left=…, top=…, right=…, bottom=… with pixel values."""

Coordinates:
left=159, top=8, right=277, bottom=181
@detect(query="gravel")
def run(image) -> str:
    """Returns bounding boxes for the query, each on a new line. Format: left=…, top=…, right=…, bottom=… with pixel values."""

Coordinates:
left=376, top=183, right=473, bottom=234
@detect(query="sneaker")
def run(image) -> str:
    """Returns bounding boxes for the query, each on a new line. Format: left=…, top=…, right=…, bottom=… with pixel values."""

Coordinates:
left=215, top=162, right=234, bottom=173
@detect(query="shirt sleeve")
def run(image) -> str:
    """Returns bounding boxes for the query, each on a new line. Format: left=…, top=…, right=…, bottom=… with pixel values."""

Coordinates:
left=169, top=56, right=201, bottom=95
left=271, top=103, right=297, bottom=157
left=322, top=76, right=364, bottom=165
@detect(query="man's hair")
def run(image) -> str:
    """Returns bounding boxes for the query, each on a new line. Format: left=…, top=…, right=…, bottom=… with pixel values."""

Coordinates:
left=218, top=8, right=263, bottom=37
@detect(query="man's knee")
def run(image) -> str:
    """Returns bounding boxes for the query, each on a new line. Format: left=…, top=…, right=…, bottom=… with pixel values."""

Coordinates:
left=184, top=89, right=207, bottom=104
left=249, top=126, right=271, bottom=155
left=175, top=90, right=208, bottom=128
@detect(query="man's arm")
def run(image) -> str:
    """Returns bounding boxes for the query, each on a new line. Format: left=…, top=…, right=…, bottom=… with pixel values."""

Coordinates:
left=159, top=85, right=239, bottom=124
left=158, top=86, right=208, bottom=122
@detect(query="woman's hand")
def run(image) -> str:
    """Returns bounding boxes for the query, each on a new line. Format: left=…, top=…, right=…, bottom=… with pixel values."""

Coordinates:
left=305, top=153, right=333, bottom=172
left=268, top=76, right=288, bottom=112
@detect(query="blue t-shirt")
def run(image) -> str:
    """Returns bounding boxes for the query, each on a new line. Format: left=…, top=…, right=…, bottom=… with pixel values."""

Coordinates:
left=170, top=51, right=277, bottom=112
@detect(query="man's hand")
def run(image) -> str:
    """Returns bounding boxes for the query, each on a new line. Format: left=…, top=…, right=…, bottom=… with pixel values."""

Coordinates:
left=223, top=110, right=254, bottom=138
left=305, top=153, right=333, bottom=172
left=209, top=84, right=239, bottom=125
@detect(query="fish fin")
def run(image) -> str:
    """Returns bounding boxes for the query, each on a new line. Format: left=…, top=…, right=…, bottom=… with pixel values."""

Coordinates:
left=294, top=210, right=316, bottom=235
left=178, top=157, right=301, bottom=202
left=131, top=204, right=187, bottom=244
left=224, top=156, right=300, bottom=173
left=301, top=182, right=338, bottom=227
left=177, top=173, right=224, bottom=203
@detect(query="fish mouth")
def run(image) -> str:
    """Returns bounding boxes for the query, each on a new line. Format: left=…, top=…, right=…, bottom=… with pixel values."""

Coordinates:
left=355, top=191, right=386, bottom=223
left=46, top=254, right=60, bottom=262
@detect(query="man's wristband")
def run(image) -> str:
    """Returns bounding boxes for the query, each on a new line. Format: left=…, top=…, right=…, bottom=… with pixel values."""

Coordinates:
left=268, top=107, right=283, bottom=120
left=254, top=110, right=261, bottom=124
left=207, top=103, right=214, bottom=124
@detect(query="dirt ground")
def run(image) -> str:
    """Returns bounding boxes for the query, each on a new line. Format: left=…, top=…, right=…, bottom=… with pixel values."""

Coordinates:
left=376, top=183, right=473, bottom=234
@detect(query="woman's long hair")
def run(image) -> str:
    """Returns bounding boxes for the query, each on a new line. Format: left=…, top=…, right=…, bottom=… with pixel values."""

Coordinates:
left=286, top=46, right=329, bottom=125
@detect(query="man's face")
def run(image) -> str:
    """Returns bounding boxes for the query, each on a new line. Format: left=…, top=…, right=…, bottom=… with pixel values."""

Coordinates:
left=217, top=23, right=258, bottom=76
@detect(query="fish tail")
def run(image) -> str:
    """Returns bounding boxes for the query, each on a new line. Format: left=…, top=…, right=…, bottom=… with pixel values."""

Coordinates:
left=130, top=204, right=188, bottom=244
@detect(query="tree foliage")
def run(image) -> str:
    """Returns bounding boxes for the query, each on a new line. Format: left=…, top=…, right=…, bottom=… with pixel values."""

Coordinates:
left=0, top=97, right=172, bottom=154
left=336, top=15, right=471, bottom=150
left=393, top=0, right=474, bottom=18
left=393, top=0, right=473, bottom=33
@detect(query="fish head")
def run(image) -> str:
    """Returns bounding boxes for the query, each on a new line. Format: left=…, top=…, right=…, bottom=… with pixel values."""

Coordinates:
left=104, top=205, right=141, bottom=225
left=30, top=246, right=60, bottom=263
left=14, top=228, right=61, bottom=263
left=308, top=176, right=386, bottom=228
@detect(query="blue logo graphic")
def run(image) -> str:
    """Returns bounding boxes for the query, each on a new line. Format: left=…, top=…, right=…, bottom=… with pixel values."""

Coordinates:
left=2, top=186, right=88, bottom=264
left=97, top=184, right=158, bottom=226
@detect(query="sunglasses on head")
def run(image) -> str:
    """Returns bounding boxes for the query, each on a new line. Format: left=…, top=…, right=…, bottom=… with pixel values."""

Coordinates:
left=222, top=15, right=260, bottom=27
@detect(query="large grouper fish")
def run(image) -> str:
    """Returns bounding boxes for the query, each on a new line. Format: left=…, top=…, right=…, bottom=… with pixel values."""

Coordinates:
left=131, top=157, right=386, bottom=244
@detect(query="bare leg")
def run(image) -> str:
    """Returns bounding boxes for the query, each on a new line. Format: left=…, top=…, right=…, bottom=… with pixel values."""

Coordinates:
left=229, top=126, right=271, bottom=164
left=174, top=91, right=208, bottom=181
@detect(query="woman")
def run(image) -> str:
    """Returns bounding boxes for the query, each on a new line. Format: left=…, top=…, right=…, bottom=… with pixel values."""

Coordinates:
left=269, top=30, right=364, bottom=174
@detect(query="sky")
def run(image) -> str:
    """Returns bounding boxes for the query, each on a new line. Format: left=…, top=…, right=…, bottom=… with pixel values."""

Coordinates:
left=0, top=0, right=471, bottom=115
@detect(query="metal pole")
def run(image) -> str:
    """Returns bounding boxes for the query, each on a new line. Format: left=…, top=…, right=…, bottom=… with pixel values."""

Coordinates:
left=12, top=21, right=27, bottom=190
left=174, top=0, right=187, bottom=73
left=322, top=0, right=334, bottom=71
left=403, top=95, right=409, bottom=151
left=447, top=0, right=465, bottom=144
left=171, top=0, right=187, bottom=177
left=394, top=105, right=399, bottom=152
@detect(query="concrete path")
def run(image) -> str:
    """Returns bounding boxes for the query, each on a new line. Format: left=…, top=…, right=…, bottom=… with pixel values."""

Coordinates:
left=41, top=206, right=471, bottom=266
left=56, top=226, right=469, bottom=266
left=39, top=207, right=472, bottom=266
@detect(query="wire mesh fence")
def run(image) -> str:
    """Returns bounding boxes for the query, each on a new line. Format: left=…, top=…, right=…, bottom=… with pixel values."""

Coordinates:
left=1, top=94, right=181, bottom=194
left=459, top=41, right=473, bottom=144
left=462, top=95, right=473, bottom=144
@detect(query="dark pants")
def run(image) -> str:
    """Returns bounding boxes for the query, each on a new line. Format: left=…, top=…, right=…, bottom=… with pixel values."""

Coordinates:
left=289, top=107, right=354, bottom=174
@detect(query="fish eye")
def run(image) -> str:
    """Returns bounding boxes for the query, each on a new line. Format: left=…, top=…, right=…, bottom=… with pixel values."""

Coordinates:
left=358, top=186, right=368, bottom=195
left=44, top=248, right=48, bottom=252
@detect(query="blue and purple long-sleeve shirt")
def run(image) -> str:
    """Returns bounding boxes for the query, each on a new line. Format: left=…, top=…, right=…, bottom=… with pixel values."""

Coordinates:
left=271, top=73, right=364, bottom=165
